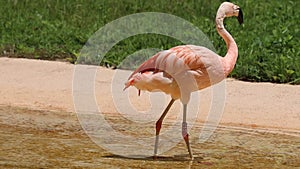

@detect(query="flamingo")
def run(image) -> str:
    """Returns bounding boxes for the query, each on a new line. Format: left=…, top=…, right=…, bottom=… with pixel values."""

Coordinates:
left=124, top=2, right=243, bottom=160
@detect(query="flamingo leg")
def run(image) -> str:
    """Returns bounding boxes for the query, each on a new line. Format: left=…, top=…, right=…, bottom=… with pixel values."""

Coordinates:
left=154, top=99, right=175, bottom=157
left=182, top=104, right=193, bottom=160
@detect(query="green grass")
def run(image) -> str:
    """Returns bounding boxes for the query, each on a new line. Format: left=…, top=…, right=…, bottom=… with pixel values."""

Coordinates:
left=0, top=0, right=299, bottom=84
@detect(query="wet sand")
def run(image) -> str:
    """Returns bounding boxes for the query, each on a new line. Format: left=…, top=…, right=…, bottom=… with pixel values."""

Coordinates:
left=0, top=106, right=299, bottom=168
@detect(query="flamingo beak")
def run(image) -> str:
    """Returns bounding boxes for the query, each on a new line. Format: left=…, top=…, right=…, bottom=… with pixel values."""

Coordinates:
left=123, top=85, right=129, bottom=91
left=123, top=79, right=134, bottom=91
left=123, top=82, right=131, bottom=91
left=237, top=8, right=243, bottom=24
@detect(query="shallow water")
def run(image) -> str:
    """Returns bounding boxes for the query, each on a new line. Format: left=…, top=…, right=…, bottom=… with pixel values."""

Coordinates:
left=0, top=106, right=299, bottom=168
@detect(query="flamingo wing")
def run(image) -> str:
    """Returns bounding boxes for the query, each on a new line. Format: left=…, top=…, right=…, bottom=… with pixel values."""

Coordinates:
left=127, top=45, right=213, bottom=80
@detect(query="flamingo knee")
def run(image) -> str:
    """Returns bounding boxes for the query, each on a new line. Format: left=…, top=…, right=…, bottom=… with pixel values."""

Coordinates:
left=182, top=122, right=189, bottom=141
left=155, top=120, right=163, bottom=135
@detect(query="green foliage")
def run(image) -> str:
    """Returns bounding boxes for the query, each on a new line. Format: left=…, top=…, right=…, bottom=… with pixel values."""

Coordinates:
left=0, top=0, right=299, bottom=84
left=229, top=0, right=300, bottom=84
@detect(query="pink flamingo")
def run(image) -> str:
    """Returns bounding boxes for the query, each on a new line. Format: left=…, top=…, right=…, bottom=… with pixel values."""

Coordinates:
left=124, top=2, right=243, bottom=159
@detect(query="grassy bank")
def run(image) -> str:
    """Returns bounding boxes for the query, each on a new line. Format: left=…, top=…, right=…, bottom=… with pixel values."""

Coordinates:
left=0, top=0, right=299, bottom=83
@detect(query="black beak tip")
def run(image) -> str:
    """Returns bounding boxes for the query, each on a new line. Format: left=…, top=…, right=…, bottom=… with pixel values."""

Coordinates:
left=237, top=8, right=243, bottom=25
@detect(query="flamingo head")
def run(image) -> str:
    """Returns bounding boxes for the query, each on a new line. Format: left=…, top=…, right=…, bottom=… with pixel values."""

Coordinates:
left=217, top=2, right=243, bottom=27
left=123, top=72, right=144, bottom=91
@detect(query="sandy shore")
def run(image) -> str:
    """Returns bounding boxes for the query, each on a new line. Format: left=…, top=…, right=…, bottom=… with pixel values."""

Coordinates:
left=0, top=57, right=299, bottom=131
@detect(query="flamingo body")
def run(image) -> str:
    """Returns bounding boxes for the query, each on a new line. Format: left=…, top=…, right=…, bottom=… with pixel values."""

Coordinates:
left=125, top=45, right=226, bottom=100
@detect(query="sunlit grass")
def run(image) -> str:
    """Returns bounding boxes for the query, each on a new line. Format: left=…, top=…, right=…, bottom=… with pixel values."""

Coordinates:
left=0, top=0, right=299, bottom=83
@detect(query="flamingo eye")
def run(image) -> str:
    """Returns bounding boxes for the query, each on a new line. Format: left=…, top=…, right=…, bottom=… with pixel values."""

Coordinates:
left=136, top=76, right=141, bottom=80
left=134, top=73, right=142, bottom=81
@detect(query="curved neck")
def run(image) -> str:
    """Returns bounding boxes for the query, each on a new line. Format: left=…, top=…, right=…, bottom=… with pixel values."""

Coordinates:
left=216, top=14, right=238, bottom=76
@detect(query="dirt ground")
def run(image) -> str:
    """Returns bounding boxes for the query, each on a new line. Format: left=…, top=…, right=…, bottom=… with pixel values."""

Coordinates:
left=0, top=57, right=299, bottom=168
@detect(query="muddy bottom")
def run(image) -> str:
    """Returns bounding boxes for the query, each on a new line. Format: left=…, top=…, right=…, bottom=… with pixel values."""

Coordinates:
left=0, top=106, right=299, bottom=169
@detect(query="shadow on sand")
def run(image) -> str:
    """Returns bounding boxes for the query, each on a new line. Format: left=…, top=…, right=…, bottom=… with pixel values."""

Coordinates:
left=103, top=154, right=204, bottom=162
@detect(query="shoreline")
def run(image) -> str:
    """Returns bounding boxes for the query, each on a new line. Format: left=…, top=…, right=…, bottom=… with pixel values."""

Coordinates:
left=0, top=57, right=299, bottom=132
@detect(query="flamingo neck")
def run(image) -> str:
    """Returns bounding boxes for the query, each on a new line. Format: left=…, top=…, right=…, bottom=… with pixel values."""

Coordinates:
left=216, top=13, right=238, bottom=77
